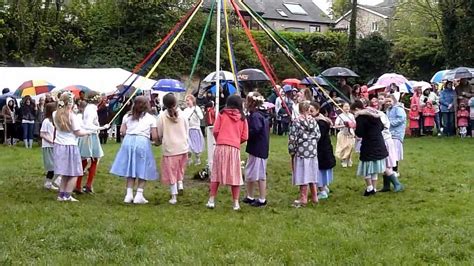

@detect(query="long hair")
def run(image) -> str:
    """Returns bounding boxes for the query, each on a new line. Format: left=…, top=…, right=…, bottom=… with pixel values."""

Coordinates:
left=44, top=102, right=57, bottom=122
left=131, top=96, right=150, bottom=121
left=54, top=92, right=75, bottom=131
left=163, top=93, right=178, bottom=122
left=223, top=95, right=245, bottom=121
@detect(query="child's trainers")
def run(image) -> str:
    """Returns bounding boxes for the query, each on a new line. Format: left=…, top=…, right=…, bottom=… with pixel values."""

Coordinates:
left=317, top=191, right=329, bottom=200
left=206, top=201, right=215, bottom=209
left=124, top=194, right=134, bottom=203
left=242, top=197, right=256, bottom=204
left=169, top=198, right=177, bottom=205
left=63, top=196, right=79, bottom=202
left=133, top=195, right=149, bottom=204
left=233, top=202, right=241, bottom=211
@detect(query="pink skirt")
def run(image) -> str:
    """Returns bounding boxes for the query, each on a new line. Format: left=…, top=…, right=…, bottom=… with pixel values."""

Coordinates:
left=161, top=153, right=188, bottom=185
left=211, top=145, right=243, bottom=186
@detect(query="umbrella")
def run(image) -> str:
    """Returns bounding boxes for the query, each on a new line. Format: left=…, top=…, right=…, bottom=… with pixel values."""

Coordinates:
left=300, top=76, right=328, bottom=86
left=282, top=78, right=301, bottom=87
left=15, top=80, right=55, bottom=97
left=376, top=73, right=409, bottom=87
left=321, top=67, right=359, bottom=78
left=114, top=84, right=141, bottom=97
left=209, top=82, right=237, bottom=95
left=443, top=67, right=473, bottom=81
left=412, top=81, right=431, bottom=91
left=262, top=102, right=275, bottom=109
left=58, top=85, right=93, bottom=98
left=367, top=84, right=386, bottom=92
left=152, top=79, right=186, bottom=92
left=431, top=70, right=450, bottom=83
left=203, top=71, right=235, bottom=83
left=367, top=77, right=377, bottom=86
left=237, top=68, right=270, bottom=82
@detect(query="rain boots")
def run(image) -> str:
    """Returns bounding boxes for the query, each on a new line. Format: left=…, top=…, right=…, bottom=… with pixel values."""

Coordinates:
left=380, top=175, right=391, bottom=192
left=389, top=174, right=404, bottom=192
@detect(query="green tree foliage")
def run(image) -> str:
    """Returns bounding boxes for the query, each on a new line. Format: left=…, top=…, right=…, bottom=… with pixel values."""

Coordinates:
left=355, top=33, right=391, bottom=81
left=347, top=0, right=357, bottom=69
left=332, top=0, right=352, bottom=18
left=392, top=0, right=442, bottom=39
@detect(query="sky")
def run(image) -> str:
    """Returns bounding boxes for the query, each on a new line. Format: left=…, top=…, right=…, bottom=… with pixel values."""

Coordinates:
left=313, top=0, right=384, bottom=15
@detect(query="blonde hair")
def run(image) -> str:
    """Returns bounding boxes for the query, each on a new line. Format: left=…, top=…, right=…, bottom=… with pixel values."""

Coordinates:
left=185, top=94, right=196, bottom=105
left=299, top=100, right=311, bottom=114
left=246, top=92, right=264, bottom=110
left=54, top=92, right=74, bottom=131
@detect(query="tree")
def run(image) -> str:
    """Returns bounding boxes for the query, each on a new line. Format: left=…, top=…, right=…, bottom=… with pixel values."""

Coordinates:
left=347, top=0, right=357, bottom=69
left=392, top=0, right=442, bottom=39
left=331, top=0, right=352, bottom=18
left=356, top=33, right=391, bottom=81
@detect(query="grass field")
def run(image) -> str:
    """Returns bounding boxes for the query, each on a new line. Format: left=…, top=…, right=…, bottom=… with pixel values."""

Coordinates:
left=0, top=135, right=473, bottom=264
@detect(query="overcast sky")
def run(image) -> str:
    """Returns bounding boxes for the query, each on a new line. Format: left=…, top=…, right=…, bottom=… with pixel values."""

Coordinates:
left=313, top=0, right=384, bottom=14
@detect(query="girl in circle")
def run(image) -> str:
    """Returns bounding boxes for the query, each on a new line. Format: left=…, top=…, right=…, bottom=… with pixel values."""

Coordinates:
left=183, top=95, right=204, bottom=165
left=334, top=102, right=356, bottom=168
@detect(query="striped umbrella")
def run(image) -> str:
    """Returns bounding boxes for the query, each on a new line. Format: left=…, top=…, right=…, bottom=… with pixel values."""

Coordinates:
left=15, top=80, right=55, bottom=97
left=61, top=85, right=93, bottom=98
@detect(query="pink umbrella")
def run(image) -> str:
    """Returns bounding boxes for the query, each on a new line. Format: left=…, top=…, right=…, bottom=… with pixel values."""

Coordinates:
left=262, top=102, right=275, bottom=109
left=376, top=73, right=410, bottom=87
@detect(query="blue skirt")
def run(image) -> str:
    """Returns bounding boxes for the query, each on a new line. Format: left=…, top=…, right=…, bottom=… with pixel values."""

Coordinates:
left=318, top=169, right=333, bottom=186
left=188, top=128, right=204, bottom=154
left=78, top=133, right=104, bottom=158
left=357, top=159, right=386, bottom=177
left=42, top=147, right=54, bottom=172
left=110, top=135, right=158, bottom=181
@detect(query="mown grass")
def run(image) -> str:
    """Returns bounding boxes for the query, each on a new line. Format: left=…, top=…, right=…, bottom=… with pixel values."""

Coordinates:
left=0, top=136, right=473, bottom=264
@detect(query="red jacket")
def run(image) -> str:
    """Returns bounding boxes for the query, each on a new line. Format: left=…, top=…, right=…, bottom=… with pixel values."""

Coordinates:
left=422, top=106, right=435, bottom=127
left=213, top=109, right=248, bottom=149
left=409, top=110, right=419, bottom=129
left=457, top=110, right=469, bottom=127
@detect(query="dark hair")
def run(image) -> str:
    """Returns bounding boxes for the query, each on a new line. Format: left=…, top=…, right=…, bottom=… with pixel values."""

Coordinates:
left=329, top=90, right=337, bottom=97
left=22, top=95, right=32, bottom=106
left=351, top=100, right=364, bottom=111
left=352, top=84, right=361, bottom=95
left=223, top=95, right=245, bottom=121
left=44, top=102, right=57, bottom=121
left=131, top=96, right=150, bottom=120
left=310, top=101, right=320, bottom=111
left=163, top=93, right=178, bottom=120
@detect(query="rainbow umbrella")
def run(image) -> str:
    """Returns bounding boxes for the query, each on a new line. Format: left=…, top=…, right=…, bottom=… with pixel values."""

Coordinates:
left=61, top=85, right=93, bottom=98
left=15, top=80, right=55, bottom=97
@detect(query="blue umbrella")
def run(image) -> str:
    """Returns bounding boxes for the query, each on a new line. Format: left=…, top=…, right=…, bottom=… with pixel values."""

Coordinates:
left=210, top=82, right=236, bottom=95
left=431, top=70, right=450, bottom=83
left=152, top=79, right=186, bottom=92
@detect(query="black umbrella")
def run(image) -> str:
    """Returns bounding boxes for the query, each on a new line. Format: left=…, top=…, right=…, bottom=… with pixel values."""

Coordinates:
left=300, top=76, right=329, bottom=86
left=237, top=68, right=270, bottom=82
left=321, top=67, right=359, bottom=78
left=443, top=67, right=473, bottom=81
left=367, top=77, right=377, bottom=86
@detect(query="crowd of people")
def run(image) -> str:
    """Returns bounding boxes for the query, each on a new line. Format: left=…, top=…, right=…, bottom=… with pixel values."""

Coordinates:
left=0, top=74, right=472, bottom=209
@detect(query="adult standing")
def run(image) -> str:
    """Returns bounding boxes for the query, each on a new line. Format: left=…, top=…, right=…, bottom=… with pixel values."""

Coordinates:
left=19, top=96, right=36, bottom=148
left=339, top=78, right=352, bottom=101
left=97, top=95, right=109, bottom=144
left=275, top=85, right=295, bottom=136
left=2, top=98, right=16, bottom=145
left=439, top=81, right=456, bottom=136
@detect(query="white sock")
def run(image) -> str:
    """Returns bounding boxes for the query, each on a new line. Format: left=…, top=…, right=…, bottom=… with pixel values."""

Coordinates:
left=366, top=185, right=374, bottom=192
left=126, top=187, right=133, bottom=197
left=136, top=188, right=144, bottom=197
left=259, top=198, right=266, bottom=203
left=170, top=183, right=178, bottom=195
left=177, top=181, right=183, bottom=190
left=233, top=200, right=240, bottom=207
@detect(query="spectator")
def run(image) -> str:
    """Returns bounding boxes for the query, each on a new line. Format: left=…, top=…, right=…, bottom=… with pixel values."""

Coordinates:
left=439, top=81, right=456, bottom=136
left=20, top=96, right=36, bottom=148
left=2, top=98, right=16, bottom=145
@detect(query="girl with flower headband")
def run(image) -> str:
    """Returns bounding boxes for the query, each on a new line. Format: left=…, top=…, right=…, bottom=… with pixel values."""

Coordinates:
left=75, top=92, right=110, bottom=194
left=242, top=92, right=270, bottom=207
left=53, top=92, right=92, bottom=202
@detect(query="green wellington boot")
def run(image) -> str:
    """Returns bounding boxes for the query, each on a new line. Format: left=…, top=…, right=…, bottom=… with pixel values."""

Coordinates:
left=389, top=174, right=404, bottom=192
left=379, top=175, right=391, bottom=192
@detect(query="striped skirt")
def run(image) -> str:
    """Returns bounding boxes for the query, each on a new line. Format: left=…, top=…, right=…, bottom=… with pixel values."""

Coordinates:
left=211, top=145, right=243, bottom=186
left=357, top=159, right=386, bottom=177
left=245, top=155, right=267, bottom=182
left=188, top=128, right=204, bottom=154
left=78, top=133, right=104, bottom=159
left=384, top=138, right=397, bottom=168
left=392, top=138, right=404, bottom=161
left=292, top=157, right=319, bottom=186
left=161, top=153, right=188, bottom=185
left=53, top=144, right=83, bottom=177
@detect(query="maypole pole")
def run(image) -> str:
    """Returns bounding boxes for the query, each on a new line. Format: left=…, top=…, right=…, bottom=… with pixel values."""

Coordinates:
left=214, top=0, right=222, bottom=119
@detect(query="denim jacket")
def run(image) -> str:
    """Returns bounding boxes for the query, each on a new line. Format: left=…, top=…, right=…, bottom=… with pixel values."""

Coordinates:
left=387, top=103, right=407, bottom=142
left=439, top=88, right=456, bottom=112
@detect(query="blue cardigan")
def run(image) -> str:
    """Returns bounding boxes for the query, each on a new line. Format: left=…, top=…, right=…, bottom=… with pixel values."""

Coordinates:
left=246, top=110, right=270, bottom=159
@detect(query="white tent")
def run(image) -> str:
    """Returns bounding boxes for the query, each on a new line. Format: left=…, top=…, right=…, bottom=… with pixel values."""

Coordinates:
left=0, top=67, right=157, bottom=95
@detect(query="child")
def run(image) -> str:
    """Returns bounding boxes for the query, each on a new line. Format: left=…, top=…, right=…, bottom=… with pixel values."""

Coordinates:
left=422, top=102, right=435, bottom=136
left=53, top=92, right=91, bottom=202
left=183, top=95, right=204, bottom=165
left=334, top=102, right=356, bottom=167
left=351, top=100, right=388, bottom=196
left=288, top=101, right=321, bottom=207
left=40, top=102, right=58, bottom=190
left=110, top=96, right=159, bottom=204
left=457, top=103, right=469, bottom=138
left=310, top=102, right=335, bottom=200
left=76, top=92, right=109, bottom=194
left=205, top=101, right=216, bottom=126
left=206, top=95, right=248, bottom=211
left=469, top=97, right=474, bottom=137
left=157, top=93, right=189, bottom=205
left=409, top=105, right=420, bottom=137
left=243, top=92, right=270, bottom=207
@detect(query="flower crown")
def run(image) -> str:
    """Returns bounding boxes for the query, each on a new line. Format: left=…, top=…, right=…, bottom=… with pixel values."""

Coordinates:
left=248, top=92, right=265, bottom=103
left=88, top=94, right=102, bottom=103
left=57, top=91, right=75, bottom=108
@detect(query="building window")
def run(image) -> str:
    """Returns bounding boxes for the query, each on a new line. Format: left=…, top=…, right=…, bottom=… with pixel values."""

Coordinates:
left=276, top=8, right=288, bottom=17
left=309, top=25, right=321, bottom=33
left=371, top=22, right=379, bottom=32
left=283, top=3, right=308, bottom=15
left=285, top=27, right=305, bottom=33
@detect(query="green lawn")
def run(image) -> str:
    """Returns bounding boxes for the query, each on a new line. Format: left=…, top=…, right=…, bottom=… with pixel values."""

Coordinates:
left=0, top=136, right=473, bottom=264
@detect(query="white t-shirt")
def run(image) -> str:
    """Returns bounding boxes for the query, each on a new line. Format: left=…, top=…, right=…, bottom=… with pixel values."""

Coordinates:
left=123, top=113, right=157, bottom=138
left=53, top=111, right=82, bottom=146
left=40, top=118, right=55, bottom=148
left=82, top=104, right=101, bottom=132
left=183, top=106, right=203, bottom=129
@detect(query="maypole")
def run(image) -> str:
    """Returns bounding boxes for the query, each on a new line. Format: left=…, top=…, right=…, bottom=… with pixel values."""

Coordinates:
left=214, top=0, right=222, bottom=119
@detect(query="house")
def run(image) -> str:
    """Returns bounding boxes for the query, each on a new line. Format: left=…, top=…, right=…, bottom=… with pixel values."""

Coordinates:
left=203, top=0, right=334, bottom=33
left=334, top=0, right=399, bottom=38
